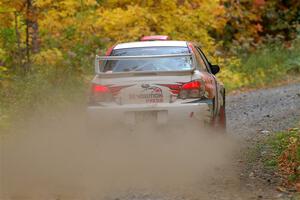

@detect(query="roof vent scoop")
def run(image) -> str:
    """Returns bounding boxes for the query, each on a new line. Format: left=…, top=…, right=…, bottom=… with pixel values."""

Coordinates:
left=140, top=35, right=170, bottom=41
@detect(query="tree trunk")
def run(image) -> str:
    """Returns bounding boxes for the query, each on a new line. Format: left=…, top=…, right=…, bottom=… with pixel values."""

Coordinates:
left=25, top=0, right=31, bottom=70
left=31, top=20, right=39, bottom=53
left=31, top=5, right=39, bottom=53
left=14, top=11, right=21, bottom=71
left=25, top=0, right=40, bottom=71
left=14, top=12, right=21, bottom=50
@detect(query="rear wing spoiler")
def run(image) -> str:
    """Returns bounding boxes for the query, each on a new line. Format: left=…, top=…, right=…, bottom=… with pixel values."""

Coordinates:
left=95, top=53, right=195, bottom=75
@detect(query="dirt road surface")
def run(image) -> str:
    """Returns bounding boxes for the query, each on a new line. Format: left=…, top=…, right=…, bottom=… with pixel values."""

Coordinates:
left=228, top=83, right=300, bottom=137
left=1, top=83, right=300, bottom=200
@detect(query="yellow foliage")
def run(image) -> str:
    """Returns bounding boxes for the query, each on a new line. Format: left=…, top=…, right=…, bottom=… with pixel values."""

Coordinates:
left=0, top=66, right=8, bottom=81
left=37, top=0, right=82, bottom=34
left=34, top=0, right=53, bottom=7
left=92, top=0, right=226, bottom=54
left=13, top=0, right=228, bottom=58
left=218, top=68, right=246, bottom=90
left=95, top=5, right=152, bottom=43
left=33, top=48, right=63, bottom=67
left=0, top=48, right=6, bottom=60
left=84, top=0, right=98, bottom=6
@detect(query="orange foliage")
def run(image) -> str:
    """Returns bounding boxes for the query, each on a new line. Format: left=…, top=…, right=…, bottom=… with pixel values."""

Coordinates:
left=278, top=130, right=300, bottom=188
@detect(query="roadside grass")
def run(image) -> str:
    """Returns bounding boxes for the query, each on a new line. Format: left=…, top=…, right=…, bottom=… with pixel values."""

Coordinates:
left=220, top=38, right=300, bottom=91
left=0, top=44, right=98, bottom=136
left=0, top=67, right=88, bottom=136
left=262, top=126, right=300, bottom=188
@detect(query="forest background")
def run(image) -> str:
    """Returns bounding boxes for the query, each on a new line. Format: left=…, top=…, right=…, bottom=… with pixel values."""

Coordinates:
left=0, top=0, right=300, bottom=130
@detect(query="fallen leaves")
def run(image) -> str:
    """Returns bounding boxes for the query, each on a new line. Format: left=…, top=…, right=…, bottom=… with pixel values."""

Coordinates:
left=276, top=128, right=300, bottom=188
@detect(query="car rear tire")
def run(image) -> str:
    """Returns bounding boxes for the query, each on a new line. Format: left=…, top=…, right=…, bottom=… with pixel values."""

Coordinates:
left=219, top=104, right=226, bottom=129
left=211, top=92, right=226, bottom=133
left=218, top=91, right=227, bottom=131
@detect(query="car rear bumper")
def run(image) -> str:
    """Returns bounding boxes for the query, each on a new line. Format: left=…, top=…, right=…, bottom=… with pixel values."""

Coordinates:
left=87, top=101, right=212, bottom=126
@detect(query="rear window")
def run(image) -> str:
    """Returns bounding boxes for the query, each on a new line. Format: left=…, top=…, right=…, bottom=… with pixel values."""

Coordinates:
left=103, top=47, right=192, bottom=72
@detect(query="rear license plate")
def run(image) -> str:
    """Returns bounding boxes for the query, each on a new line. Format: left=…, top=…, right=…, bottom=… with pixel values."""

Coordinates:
left=135, top=111, right=157, bottom=123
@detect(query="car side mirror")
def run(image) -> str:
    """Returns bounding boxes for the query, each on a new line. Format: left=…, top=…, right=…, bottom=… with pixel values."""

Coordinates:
left=210, top=64, right=220, bottom=75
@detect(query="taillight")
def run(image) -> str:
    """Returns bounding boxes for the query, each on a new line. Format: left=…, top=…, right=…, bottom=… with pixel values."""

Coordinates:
left=93, top=85, right=110, bottom=93
left=182, top=80, right=201, bottom=90
left=179, top=80, right=205, bottom=99
left=90, top=84, right=113, bottom=103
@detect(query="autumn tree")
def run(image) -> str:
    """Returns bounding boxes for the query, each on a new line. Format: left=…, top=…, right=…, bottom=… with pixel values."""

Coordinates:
left=222, top=0, right=300, bottom=53
left=0, top=0, right=40, bottom=71
left=94, top=0, right=227, bottom=57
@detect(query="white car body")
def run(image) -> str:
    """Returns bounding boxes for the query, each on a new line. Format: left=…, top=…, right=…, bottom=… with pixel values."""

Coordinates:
left=87, top=40, right=225, bottom=127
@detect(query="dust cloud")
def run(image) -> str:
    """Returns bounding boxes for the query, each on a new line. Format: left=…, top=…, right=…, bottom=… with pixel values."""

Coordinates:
left=0, top=106, right=236, bottom=200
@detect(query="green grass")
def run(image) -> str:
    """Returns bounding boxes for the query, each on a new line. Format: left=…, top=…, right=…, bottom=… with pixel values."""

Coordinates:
left=262, top=127, right=300, bottom=185
left=267, top=128, right=300, bottom=160
left=222, top=38, right=300, bottom=91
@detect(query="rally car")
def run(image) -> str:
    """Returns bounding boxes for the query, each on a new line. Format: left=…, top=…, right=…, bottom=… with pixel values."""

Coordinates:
left=87, top=36, right=226, bottom=129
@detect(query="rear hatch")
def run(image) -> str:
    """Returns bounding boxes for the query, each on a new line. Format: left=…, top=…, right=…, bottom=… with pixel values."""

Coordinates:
left=90, top=45, right=195, bottom=105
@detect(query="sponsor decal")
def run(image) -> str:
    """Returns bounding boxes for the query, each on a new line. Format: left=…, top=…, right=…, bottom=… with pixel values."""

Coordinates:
left=129, top=84, right=164, bottom=103
left=108, top=84, right=134, bottom=96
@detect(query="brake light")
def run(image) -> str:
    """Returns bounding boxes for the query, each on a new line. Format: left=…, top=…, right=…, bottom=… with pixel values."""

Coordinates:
left=179, top=80, right=205, bottom=99
left=93, top=85, right=110, bottom=93
left=90, top=84, right=112, bottom=103
left=157, top=84, right=181, bottom=94
left=182, top=80, right=201, bottom=90
left=140, top=35, right=170, bottom=41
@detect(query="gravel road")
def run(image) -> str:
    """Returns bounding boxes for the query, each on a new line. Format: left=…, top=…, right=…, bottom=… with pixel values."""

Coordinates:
left=113, top=83, right=300, bottom=200
left=1, top=83, right=300, bottom=200
left=224, top=83, right=300, bottom=199
left=228, top=83, right=300, bottom=136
